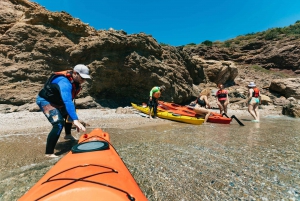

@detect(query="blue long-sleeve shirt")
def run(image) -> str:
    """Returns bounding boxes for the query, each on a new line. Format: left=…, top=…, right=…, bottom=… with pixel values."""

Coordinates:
left=51, top=76, right=78, bottom=121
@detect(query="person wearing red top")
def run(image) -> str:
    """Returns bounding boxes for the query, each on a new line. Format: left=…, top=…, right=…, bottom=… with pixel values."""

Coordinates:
left=216, top=84, right=229, bottom=114
left=247, top=81, right=261, bottom=122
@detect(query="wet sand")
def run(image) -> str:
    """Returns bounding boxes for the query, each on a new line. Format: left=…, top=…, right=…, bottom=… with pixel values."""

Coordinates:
left=0, top=108, right=299, bottom=200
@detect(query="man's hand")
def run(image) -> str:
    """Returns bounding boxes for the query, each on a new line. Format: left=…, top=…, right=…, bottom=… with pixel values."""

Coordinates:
left=73, top=120, right=86, bottom=132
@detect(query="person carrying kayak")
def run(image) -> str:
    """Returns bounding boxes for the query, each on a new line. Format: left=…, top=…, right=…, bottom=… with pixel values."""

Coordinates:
left=247, top=81, right=261, bottom=122
left=216, top=83, right=229, bottom=115
left=36, top=64, right=91, bottom=157
left=190, top=88, right=212, bottom=123
left=148, top=85, right=166, bottom=119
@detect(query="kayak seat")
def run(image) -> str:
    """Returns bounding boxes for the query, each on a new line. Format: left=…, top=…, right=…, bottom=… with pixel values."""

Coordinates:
left=72, top=141, right=109, bottom=153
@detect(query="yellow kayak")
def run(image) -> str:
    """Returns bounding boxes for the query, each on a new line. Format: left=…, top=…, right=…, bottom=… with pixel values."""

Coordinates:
left=131, top=103, right=204, bottom=125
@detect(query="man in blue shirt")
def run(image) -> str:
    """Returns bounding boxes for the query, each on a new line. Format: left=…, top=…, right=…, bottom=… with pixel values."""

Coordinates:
left=36, top=64, right=91, bottom=157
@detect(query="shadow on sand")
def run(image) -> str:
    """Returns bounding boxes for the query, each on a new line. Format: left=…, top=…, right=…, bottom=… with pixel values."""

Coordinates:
left=55, top=140, right=78, bottom=156
left=241, top=119, right=253, bottom=121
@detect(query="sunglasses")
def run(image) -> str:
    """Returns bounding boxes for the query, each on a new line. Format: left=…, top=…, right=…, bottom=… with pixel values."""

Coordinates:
left=77, top=73, right=85, bottom=80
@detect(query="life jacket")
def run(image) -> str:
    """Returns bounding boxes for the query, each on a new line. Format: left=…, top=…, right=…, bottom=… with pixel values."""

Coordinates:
left=38, top=70, right=81, bottom=106
left=252, top=87, right=260, bottom=98
left=216, top=89, right=227, bottom=101
left=153, top=91, right=161, bottom=98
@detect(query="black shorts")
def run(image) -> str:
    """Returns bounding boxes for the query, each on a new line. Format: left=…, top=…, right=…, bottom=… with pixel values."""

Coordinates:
left=148, top=97, right=158, bottom=107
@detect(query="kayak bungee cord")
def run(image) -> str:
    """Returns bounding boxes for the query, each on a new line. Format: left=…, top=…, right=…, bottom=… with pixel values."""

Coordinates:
left=35, top=164, right=136, bottom=201
left=42, top=164, right=117, bottom=182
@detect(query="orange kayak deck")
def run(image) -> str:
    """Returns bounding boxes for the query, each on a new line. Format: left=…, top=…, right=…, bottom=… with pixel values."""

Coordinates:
left=19, top=128, right=147, bottom=201
left=158, top=101, right=198, bottom=117
left=158, top=101, right=231, bottom=124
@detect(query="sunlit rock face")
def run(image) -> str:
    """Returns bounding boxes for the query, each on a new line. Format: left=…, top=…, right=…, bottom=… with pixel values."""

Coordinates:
left=0, top=0, right=299, bottom=117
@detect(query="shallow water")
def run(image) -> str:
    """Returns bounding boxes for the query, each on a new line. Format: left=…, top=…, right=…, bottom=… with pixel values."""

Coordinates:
left=0, top=115, right=299, bottom=201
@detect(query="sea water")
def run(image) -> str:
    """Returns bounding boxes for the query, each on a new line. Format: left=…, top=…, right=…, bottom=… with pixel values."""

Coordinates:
left=0, top=115, right=299, bottom=201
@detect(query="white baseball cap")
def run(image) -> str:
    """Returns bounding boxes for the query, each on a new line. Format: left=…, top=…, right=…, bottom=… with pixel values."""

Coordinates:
left=73, top=64, right=91, bottom=79
left=248, top=82, right=256, bottom=87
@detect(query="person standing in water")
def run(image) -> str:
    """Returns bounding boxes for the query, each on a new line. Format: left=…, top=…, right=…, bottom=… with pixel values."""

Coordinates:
left=36, top=64, right=91, bottom=157
left=247, top=82, right=261, bottom=122
left=216, top=83, right=229, bottom=115
left=148, top=85, right=166, bottom=119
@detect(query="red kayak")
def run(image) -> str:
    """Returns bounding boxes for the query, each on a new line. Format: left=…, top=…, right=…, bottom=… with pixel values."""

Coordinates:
left=207, top=115, right=232, bottom=124
left=158, top=101, right=231, bottom=124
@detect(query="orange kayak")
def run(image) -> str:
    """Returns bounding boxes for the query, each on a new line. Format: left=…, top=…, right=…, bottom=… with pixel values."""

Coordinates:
left=19, top=128, right=148, bottom=201
left=158, top=101, right=231, bottom=124
left=158, top=101, right=198, bottom=117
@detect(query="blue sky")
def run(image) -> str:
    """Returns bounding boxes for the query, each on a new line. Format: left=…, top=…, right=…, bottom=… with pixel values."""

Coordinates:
left=31, top=0, right=300, bottom=46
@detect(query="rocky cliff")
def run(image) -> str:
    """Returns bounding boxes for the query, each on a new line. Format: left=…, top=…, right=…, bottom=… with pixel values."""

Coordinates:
left=184, top=27, right=300, bottom=74
left=0, top=0, right=299, bottom=116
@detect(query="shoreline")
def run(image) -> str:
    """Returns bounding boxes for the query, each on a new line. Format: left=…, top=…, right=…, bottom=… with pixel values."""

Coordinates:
left=0, top=105, right=284, bottom=134
left=0, top=108, right=170, bottom=135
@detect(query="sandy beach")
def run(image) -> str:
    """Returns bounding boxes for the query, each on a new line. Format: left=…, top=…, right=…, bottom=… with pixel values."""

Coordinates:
left=0, top=104, right=282, bottom=132
left=0, top=107, right=169, bottom=133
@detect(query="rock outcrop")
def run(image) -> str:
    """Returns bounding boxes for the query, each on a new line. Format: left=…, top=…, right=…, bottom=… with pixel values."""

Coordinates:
left=183, top=35, right=300, bottom=74
left=191, top=56, right=238, bottom=85
left=0, top=0, right=238, bottom=108
left=269, top=78, right=300, bottom=99
left=282, top=97, right=300, bottom=118
left=0, top=0, right=299, bottom=117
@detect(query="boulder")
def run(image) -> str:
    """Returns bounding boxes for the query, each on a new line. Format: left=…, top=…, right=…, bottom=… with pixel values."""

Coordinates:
left=282, top=98, right=300, bottom=118
left=191, top=56, right=238, bottom=85
left=75, top=96, right=100, bottom=109
left=269, top=78, right=300, bottom=99
left=273, top=96, right=290, bottom=106
left=260, top=94, right=272, bottom=105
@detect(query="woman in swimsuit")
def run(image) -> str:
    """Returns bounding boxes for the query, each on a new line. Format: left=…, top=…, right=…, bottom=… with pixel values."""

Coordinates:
left=191, top=88, right=211, bottom=123
left=247, top=82, right=261, bottom=122
left=216, top=83, right=229, bottom=115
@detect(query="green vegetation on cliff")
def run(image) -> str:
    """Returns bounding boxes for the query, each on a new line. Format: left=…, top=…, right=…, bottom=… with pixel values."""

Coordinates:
left=224, top=20, right=300, bottom=46
left=192, top=20, right=300, bottom=48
